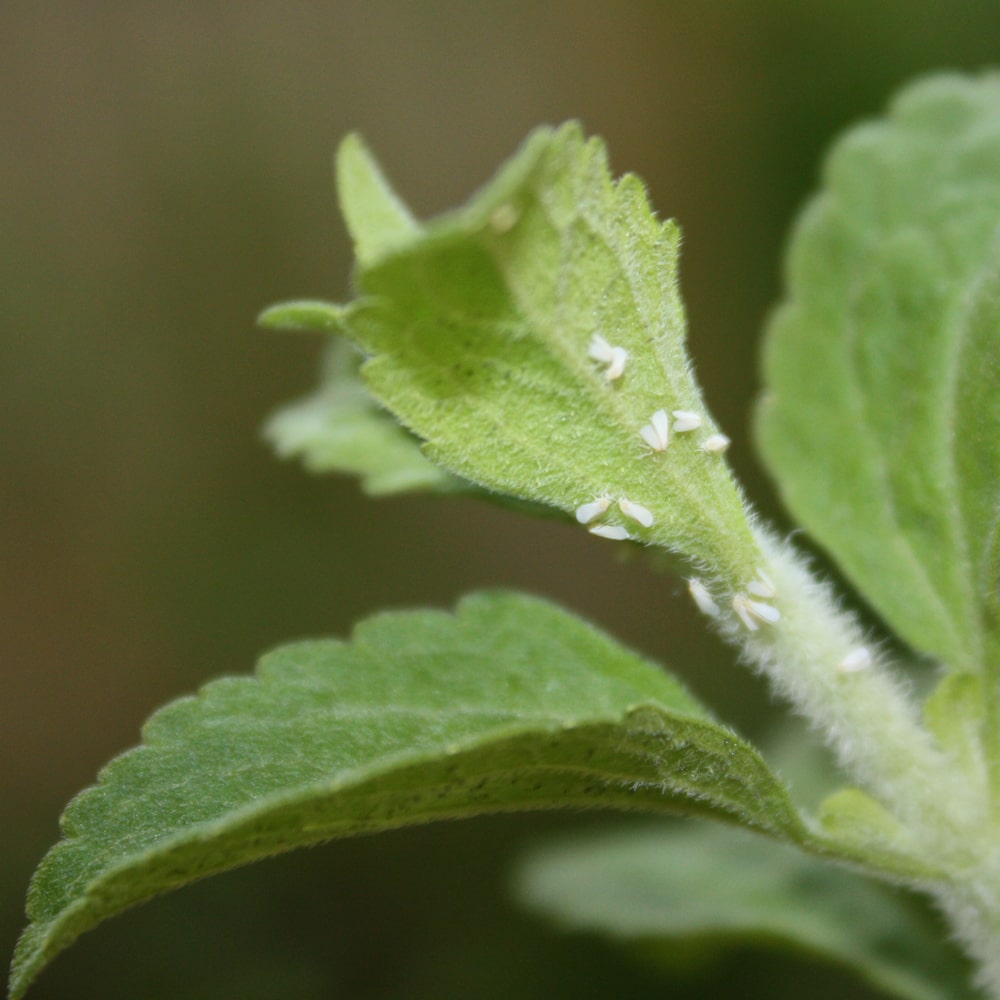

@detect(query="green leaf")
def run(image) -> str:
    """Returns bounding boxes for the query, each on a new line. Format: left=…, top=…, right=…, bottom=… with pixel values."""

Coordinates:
left=11, top=592, right=810, bottom=1000
left=313, top=123, right=762, bottom=587
left=515, top=823, right=974, bottom=1000
left=263, top=340, right=562, bottom=517
left=337, top=132, right=420, bottom=266
left=257, top=299, right=348, bottom=334
left=923, top=672, right=988, bottom=791
left=816, top=787, right=918, bottom=868
left=264, top=338, right=467, bottom=495
left=758, top=73, right=1000, bottom=672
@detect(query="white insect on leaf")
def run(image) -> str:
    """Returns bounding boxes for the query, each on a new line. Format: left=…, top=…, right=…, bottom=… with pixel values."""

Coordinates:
left=618, top=498, right=654, bottom=528
left=588, top=333, right=628, bottom=381
left=702, top=433, right=731, bottom=454
left=639, top=409, right=670, bottom=452
left=671, top=410, right=702, bottom=433
left=838, top=647, right=873, bottom=673
left=588, top=333, right=615, bottom=363
left=589, top=524, right=630, bottom=541
left=732, top=595, right=759, bottom=632
left=687, top=578, right=720, bottom=618
left=732, top=594, right=781, bottom=632
left=575, top=496, right=612, bottom=524
left=747, top=569, right=777, bottom=600
left=605, top=346, right=628, bottom=381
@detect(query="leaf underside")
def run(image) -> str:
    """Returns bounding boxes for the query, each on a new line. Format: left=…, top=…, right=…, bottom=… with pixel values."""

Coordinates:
left=262, top=335, right=558, bottom=520
left=516, top=823, right=974, bottom=1000
left=266, top=123, right=761, bottom=585
left=758, top=72, right=1000, bottom=672
left=265, top=337, right=467, bottom=496
left=10, top=592, right=809, bottom=999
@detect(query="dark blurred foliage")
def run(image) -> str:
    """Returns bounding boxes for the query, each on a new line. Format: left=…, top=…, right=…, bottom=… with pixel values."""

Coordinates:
left=3, top=3, right=999, bottom=997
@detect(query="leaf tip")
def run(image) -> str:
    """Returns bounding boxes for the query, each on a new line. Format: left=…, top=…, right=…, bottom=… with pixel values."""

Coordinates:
left=335, top=132, right=419, bottom=264
left=257, top=300, right=347, bottom=334
left=9, top=924, right=48, bottom=1000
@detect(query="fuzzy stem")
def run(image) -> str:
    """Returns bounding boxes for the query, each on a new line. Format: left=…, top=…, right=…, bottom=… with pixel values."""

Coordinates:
left=705, top=526, right=1000, bottom=994
left=718, top=527, right=986, bottom=857
left=935, top=856, right=1000, bottom=1000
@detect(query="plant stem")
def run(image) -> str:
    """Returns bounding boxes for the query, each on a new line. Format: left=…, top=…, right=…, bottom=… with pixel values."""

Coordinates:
left=724, top=529, right=982, bottom=855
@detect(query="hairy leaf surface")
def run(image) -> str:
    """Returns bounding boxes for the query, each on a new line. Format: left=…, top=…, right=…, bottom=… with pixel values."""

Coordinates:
left=759, top=73, right=1000, bottom=671
left=264, top=338, right=465, bottom=495
left=262, top=335, right=554, bottom=522
left=268, top=125, right=763, bottom=586
left=11, top=592, right=809, bottom=998
left=516, top=824, right=974, bottom=1000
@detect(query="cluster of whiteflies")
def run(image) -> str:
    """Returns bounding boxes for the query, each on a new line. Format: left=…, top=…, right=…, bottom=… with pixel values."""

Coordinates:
left=686, top=571, right=780, bottom=632
left=579, top=332, right=730, bottom=542
left=578, top=333, right=873, bottom=674
left=688, top=560, right=871, bottom=675
left=686, top=553, right=872, bottom=674
left=587, top=333, right=731, bottom=457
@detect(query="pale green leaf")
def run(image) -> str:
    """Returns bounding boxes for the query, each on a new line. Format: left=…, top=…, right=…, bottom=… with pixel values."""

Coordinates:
left=816, top=788, right=920, bottom=871
left=263, top=341, right=561, bottom=516
left=321, top=123, right=761, bottom=586
left=923, top=672, right=988, bottom=790
left=257, top=299, right=349, bottom=334
left=758, top=73, right=1000, bottom=672
left=337, top=132, right=420, bottom=266
left=515, top=823, right=974, bottom=1000
left=764, top=727, right=936, bottom=883
left=11, top=591, right=810, bottom=999
left=265, top=339, right=466, bottom=495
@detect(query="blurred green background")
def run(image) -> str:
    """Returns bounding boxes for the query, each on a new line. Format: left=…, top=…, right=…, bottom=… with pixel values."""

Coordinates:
left=3, top=3, right=998, bottom=997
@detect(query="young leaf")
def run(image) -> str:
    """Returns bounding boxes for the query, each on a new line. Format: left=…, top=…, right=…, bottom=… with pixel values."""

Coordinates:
left=11, top=592, right=812, bottom=999
left=264, top=338, right=467, bottom=495
left=758, top=73, right=1000, bottom=673
left=271, top=123, right=764, bottom=589
left=262, top=338, right=561, bottom=518
left=337, top=132, right=420, bottom=265
left=515, top=823, right=975, bottom=1000
left=923, top=672, right=989, bottom=796
left=257, top=299, right=348, bottom=334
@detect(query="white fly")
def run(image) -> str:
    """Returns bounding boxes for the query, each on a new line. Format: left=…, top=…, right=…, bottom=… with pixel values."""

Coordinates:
left=732, top=594, right=780, bottom=632
left=639, top=409, right=670, bottom=452
left=575, top=497, right=612, bottom=524
left=672, top=410, right=702, bottom=433
left=687, top=578, right=720, bottom=618
left=702, top=434, right=731, bottom=454
left=588, top=333, right=615, bottom=363
left=588, top=334, right=628, bottom=381
left=589, top=524, right=630, bottom=541
left=747, top=570, right=777, bottom=600
left=838, top=647, right=872, bottom=673
left=618, top=498, right=654, bottom=528
left=605, top=346, right=628, bottom=381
